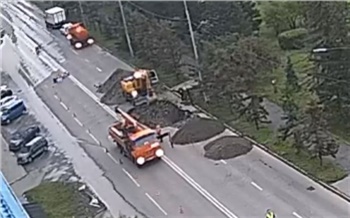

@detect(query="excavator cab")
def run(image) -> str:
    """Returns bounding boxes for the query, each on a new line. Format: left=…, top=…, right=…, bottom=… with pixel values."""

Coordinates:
left=120, top=69, right=158, bottom=106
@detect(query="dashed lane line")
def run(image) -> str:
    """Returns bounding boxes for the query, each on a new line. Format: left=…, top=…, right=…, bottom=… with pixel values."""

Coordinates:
left=85, top=59, right=90, bottom=63
left=250, top=182, right=263, bottom=191
left=145, top=192, right=168, bottom=216
left=220, top=159, right=227, bottom=164
left=87, top=131, right=100, bottom=145
left=54, top=94, right=59, bottom=100
left=68, top=71, right=239, bottom=218
left=73, top=117, right=84, bottom=127
left=292, top=212, right=303, bottom=218
left=96, top=67, right=102, bottom=72
left=72, top=50, right=78, bottom=55
left=122, top=168, right=140, bottom=187
left=59, top=102, right=68, bottom=110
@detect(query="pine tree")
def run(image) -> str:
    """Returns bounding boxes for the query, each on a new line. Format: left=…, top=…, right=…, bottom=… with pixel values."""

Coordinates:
left=285, top=56, right=300, bottom=91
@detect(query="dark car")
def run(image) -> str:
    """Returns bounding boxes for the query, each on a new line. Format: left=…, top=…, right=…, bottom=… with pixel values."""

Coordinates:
left=1, top=85, right=13, bottom=98
left=17, top=136, right=48, bottom=165
left=9, top=126, right=40, bottom=152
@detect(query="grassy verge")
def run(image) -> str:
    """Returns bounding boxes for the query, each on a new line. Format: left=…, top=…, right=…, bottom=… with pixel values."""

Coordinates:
left=26, top=182, right=94, bottom=218
left=195, top=99, right=347, bottom=183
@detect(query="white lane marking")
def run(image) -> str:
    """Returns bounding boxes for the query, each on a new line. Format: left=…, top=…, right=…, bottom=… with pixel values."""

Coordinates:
left=220, top=159, right=227, bottom=164
left=85, top=59, right=90, bottom=63
left=96, top=67, right=102, bottom=72
left=68, top=74, right=238, bottom=217
left=72, top=50, right=78, bottom=55
left=122, top=168, right=140, bottom=187
left=162, top=156, right=238, bottom=218
left=54, top=95, right=59, bottom=100
left=60, top=102, right=68, bottom=110
left=145, top=192, right=168, bottom=216
left=73, top=117, right=83, bottom=127
left=292, top=212, right=303, bottom=218
left=250, top=182, right=263, bottom=191
left=87, top=132, right=100, bottom=145
left=106, top=152, right=121, bottom=165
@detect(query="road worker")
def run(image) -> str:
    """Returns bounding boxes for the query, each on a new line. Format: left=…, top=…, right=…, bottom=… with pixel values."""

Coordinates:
left=156, top=125, right=162, bottom=142
left=265, top=209, right=276, bottom=218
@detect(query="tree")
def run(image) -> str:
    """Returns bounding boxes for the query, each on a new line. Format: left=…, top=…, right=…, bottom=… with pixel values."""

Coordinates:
left=285, top=56, right=300, bottom=91
left=279, top=87, right=300, bottom=141
left=259, top=2, right=304, bottom=35
left=130, top=1, right=261, bottom=42
left=128, top=14, right=186, bottom=76
left=241, top=94, right=270, bottom=130
left=303, top=99, right=339, bottom=165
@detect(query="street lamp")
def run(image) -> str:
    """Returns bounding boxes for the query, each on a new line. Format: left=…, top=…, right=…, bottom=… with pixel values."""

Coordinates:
left=118, top=0, right=134, bottom=58
left=183, top=0, right=202, bottom=82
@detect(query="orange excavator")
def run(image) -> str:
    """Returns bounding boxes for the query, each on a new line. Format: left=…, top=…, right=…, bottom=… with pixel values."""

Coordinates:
left=108, top=108, right=165, bottom=167
left=66, top=23, right=94, bottom=49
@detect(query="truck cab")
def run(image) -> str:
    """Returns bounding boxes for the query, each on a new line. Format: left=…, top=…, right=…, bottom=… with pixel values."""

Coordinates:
left=44, top=7, right=66, bottom=29
left=108, top=108, right=164, bottom=167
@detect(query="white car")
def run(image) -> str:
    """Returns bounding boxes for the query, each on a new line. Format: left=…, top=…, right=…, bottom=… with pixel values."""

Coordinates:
left=59, top=23, right=73, bottom=36
left=0, top=95, right=18, bottom=108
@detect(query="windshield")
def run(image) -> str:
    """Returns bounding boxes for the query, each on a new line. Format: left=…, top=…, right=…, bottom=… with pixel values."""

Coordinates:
left=20, top=146, right=30, bottom=153
left=133, top=133, right=157, bottom=147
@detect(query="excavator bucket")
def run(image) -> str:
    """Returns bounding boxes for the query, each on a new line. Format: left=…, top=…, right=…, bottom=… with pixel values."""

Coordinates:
left=148, top=70, right=159, bottom=85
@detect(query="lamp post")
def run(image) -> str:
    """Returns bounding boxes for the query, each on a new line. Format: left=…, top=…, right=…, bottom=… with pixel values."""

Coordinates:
left=183, top=0, right=202, bottom=82
left=118, top=0, right=134, bottom=58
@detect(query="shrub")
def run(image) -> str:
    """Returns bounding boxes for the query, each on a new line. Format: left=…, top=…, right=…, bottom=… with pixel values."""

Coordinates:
left=278, top=28, right=308, bottom=50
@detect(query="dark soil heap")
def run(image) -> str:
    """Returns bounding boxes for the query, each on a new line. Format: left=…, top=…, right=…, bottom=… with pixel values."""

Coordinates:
left=204, top=136, right=253, bottom=160
left=97, top=69, right=131, bottom=106
left=171, top=117, right=225, bottom=145
left=129, top=100, right=187, bottom=128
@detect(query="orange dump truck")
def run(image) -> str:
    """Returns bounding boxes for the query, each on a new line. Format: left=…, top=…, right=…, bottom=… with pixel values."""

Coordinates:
left=108, top=108, right=165, bottom=167
left=66, top=23, right=94, bottom=49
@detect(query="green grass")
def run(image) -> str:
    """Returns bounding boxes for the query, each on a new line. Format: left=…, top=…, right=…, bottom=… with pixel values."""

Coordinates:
left=26, top=182, right=86, bottom=218
left=196, top=100, right=347, bottom=183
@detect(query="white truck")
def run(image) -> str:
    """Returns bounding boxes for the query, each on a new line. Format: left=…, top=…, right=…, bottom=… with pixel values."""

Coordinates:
left=44, top=7, right=66, bottom=29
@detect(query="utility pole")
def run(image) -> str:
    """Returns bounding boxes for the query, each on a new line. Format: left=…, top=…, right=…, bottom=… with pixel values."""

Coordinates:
left=78, top=1, right=87, bottom=25
left=183, top=0, right=202, bottom=82
left=118, top=0, right=134, bottom=57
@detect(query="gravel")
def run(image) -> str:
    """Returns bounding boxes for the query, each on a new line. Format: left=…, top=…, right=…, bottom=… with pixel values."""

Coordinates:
left=171, top=117, right=225, bottom=145
left=204, top=136, right=253, bottom=160
left=129, top=100, right=188, bottom=128
left=97, top=69, right=132, bottom=106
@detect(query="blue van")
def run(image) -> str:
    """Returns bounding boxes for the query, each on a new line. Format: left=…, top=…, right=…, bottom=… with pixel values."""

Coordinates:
left=1, top=99, right=27, bottom=125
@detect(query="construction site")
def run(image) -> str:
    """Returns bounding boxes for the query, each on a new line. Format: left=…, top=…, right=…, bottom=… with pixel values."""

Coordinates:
left=98, top=68, right=254, bottom=161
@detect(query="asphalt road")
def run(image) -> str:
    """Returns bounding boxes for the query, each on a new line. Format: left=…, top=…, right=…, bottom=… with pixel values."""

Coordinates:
left=6, top=1, right=350, bottom=217
left=39, top=34, right=350, bottom=218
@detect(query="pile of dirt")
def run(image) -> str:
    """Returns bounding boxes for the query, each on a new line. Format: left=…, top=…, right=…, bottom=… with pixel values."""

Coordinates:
left=129, top=100, right=188, bottom=128
left=171, top=117, right=225, bottom=145
left=204, top=136, right=253, bottom=160
left=98, top=69, right=132, bottom=105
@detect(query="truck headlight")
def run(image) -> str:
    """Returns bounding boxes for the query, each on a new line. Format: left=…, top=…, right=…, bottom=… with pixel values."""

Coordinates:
left=155, top=149, right=164, bottom=157
left=136, top=157, right=145, bottom=165
left=74, top=42, right=82, bottom=49
left=87, top=38, right=94, bottom=44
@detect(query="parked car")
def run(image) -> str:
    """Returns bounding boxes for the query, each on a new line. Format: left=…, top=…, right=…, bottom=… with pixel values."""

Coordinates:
left=0, top=99, right=27, bottom=125
left=1, top=85, right=13, bottom=98
left=17, top=136, right=48, bottom=165
left=0, top=95, right=18, bottom=108
left=9, top=126, right=40, bottom=152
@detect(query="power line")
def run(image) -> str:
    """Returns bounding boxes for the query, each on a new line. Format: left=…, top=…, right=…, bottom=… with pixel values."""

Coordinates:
left=125, top=1, right=187, bottom=22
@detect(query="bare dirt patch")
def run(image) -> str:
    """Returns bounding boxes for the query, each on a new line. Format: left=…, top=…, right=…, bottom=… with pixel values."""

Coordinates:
left=171, top=117, right=225, bottom=145
left=97, top=69, right=131, bottom=106
left=129, top=100, right=188, bottom=128
left=204, top=136, right=253, bottom=160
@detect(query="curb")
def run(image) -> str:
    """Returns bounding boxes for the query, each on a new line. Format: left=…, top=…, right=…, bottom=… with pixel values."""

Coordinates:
left=163, top=85, right=350, bottom=202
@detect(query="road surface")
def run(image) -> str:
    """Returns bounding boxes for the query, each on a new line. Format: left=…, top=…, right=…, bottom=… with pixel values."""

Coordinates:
left=3, top=1, right=350, bottom=218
